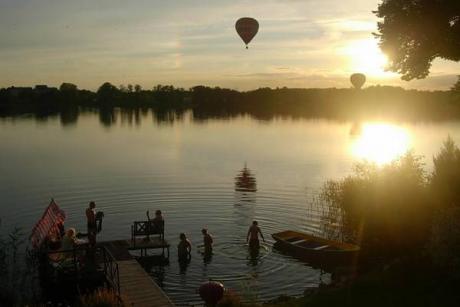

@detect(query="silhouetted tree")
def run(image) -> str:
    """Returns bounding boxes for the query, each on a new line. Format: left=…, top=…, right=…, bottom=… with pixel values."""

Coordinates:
left=431, top=136, right=460, bottom=207
left=119, top=84, right=128, bottom=92
left=97, top=82, right=120, bottom=104
left=452, top=76, right=460, bottom=92
left=134, top=84, right=142, bottom=93
left=59, top=82, right=78, bottom=92
left=429, top=137, right=460, bottom=279
left=320, top=152, right=431, bottom=260
left=375, top=0, right=460, bottom=80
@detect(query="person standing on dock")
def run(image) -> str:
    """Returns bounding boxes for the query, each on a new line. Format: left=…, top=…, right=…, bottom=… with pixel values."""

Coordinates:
left=86, top=201, right=97, bottom=246
left=246, top=220, right=265, bottom=250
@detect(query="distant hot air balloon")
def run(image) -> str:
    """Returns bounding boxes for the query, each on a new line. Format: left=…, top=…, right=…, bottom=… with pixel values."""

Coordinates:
left=235, top=17, right=259, bottom=49
left=350, top=73, right=366, bottom=89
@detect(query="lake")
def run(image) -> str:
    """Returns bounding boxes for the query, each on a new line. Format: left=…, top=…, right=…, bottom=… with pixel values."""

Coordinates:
left=1, top=110, right=460, bottom=304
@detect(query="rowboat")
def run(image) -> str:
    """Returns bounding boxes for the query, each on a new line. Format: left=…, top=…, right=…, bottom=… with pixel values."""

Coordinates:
left=272, top=230, right=360, bottom=264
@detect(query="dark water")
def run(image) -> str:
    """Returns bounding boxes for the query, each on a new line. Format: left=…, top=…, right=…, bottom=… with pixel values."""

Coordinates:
left=1, top=111, right=460, bottom=304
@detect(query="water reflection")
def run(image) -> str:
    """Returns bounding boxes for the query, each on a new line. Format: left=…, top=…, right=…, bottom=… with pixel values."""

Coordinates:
left=179, top=257, right=191, bottom=274
left=138, top=255, right=169, bottom=287
left=235, top=164, right=257, bottom=192
left=350, top=122, right=411, bottom=164
left=4, top=114, right=445, bottom=304
left=234, top=165, right=257, bottom=228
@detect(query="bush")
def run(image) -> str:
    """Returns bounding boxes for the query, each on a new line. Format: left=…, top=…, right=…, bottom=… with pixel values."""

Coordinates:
left=0, top=224, right=38, bottom=306
left=429, top=207, right=460, bottom=280
left=319, top=152, right=432, bottom=260
left=217, top=290, right=243, bottom=307
left=429, top=139, right=460, bottom=279
left=431, top=136, right=460, bottom=207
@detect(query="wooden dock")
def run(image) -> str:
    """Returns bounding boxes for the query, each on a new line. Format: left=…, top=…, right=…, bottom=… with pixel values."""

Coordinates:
left=98, top=239, right=174, bottom=307
left=118, top=259, right=174, bottom=307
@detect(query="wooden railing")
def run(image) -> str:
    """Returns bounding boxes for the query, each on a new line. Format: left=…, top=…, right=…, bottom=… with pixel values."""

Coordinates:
left=101, top=246, right=121, bottom=297
left=46, top=245, right=121, bottom=299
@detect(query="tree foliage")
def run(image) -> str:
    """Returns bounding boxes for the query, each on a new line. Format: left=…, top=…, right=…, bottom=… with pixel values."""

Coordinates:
left=375, top=0, right=460, bottom=80
left=320, top=152, right=431, bottom=260
left=452, top=76, right=460, bottom=92
left=59, top=83, right=78, bottom=92
left=431, top=136, right=460, bottom=207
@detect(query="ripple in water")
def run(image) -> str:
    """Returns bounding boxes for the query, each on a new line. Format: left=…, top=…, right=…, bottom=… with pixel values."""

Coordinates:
left=2, top=168, right=328, bottom=305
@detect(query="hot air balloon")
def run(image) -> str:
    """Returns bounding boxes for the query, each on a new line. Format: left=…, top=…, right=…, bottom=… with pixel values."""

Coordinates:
left=235, top=17, right=259, bottom=49
left=350, top=73, right=366, bottom=89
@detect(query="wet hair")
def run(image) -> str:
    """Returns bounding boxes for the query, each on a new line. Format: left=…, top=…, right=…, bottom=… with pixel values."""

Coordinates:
left=180, top=233, right=186, bottom=240
left=89, top=201, right=96, bottom=208
left=66, top=228, right=76, bottom=238
left=201, top=228, right=207, bottom=234
left=155, top=210, right=162, bottom=216
left=252, top=221, right=258, bottom=225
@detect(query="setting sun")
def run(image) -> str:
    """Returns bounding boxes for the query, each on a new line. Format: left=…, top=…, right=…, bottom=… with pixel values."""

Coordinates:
left=342, top=39, right=392, bottom=78
left=350, top=123, right=411, bottom=165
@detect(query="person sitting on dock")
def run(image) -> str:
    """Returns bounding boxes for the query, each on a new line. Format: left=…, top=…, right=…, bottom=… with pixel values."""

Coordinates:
left=86, top=201, right=97, bottom=246
left=146, top=209, right=164, bottom=240
left=52, top=228, right=84, bottom=262
left=152, top=210, right=164, bottom=232
left=202, top=228, right=213, bottom=255
left=246, top=221, right=265, bottom=250
left=178, top=233, right=192, bottom=261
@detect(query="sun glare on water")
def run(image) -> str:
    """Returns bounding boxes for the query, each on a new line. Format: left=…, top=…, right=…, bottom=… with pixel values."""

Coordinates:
left=350, top=123, right=411, bottom=165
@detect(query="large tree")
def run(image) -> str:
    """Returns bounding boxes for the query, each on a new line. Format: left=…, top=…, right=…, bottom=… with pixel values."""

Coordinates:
left=375, top=0, right=460, bottom=80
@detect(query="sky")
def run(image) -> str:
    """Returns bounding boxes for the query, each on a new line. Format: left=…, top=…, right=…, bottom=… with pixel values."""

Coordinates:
left=1, top=0, right=459, bottom=91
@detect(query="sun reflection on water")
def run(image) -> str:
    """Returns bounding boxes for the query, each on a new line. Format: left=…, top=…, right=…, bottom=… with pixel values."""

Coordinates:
left=350, top=123, right=411, bottom=165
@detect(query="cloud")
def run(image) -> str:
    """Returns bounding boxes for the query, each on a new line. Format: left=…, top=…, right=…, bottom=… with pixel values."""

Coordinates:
left=0, top=0, right=456, bottom=90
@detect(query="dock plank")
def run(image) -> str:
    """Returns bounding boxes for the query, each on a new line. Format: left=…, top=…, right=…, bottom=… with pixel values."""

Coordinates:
left=118, top=259, right=174, bottom=307
left=98, top=240, right=174, bottom=306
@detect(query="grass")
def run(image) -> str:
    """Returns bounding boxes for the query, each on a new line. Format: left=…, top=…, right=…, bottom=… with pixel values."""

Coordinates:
left=264, top=258, right=460, bottom=307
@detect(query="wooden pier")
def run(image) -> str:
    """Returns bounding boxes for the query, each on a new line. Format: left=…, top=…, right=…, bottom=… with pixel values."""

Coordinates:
left=33, top=201, right=175, bottom=307
left=98, top=237, right=174, bottom=307
left=118, top=259, right=173, bottom=307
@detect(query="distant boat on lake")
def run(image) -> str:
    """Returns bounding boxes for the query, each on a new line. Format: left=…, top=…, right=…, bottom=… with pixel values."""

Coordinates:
left=235, top=164, right=257, bottom=192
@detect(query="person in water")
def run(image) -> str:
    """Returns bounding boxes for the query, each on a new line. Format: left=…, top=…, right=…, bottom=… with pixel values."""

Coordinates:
left=178, top=233, right=192, bottom=260
left=86, top=201, right=97, bottom=246
left=201, top=228, right=213, bottom=255
left=246, top=220, right=265, bottom=249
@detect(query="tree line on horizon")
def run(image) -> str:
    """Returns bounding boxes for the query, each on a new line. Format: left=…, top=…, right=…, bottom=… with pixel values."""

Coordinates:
left=0, top=81, right=460, bottom=124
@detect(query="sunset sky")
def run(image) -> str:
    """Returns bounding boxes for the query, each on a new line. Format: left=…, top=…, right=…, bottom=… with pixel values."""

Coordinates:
left=1, top=0, right=459, bottom=91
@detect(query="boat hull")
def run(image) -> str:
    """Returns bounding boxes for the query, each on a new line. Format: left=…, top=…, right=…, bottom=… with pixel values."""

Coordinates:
left=272, top=230, right=360, bottom=267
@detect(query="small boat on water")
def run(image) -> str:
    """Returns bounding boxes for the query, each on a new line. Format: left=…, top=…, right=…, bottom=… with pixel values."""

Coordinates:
left=272, top=230, right=360, bottom=263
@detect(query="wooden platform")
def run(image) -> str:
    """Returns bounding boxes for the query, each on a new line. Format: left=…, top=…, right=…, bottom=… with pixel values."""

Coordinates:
left=97, top=240, right=174, bottom=307
left=99, top=238, right=170, bottom=258
left=118, top=259, right=174, bottom=307
left=129, top=237, right=169, bottom=249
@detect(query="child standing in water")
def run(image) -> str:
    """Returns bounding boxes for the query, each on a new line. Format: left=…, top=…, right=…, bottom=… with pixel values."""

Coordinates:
left=201, top=228, right=213, bottom=255
left=246, top=220, right=265, bottom=249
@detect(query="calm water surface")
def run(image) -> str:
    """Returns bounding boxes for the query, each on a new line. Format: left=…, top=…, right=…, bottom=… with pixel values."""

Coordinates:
left=1, top=112, right=460, bottom=304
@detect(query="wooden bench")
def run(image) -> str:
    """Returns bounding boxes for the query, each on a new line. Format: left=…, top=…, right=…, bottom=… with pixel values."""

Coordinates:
left=131, top=220, right=169, bottom=257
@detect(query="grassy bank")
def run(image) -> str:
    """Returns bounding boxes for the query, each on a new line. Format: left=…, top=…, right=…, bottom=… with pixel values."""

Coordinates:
left=263, top=262, right=459, bottom=307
